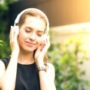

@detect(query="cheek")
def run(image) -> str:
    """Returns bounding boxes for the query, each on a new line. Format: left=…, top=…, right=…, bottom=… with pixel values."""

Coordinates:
left=18, top=32, right=25, bottom=43
left=18, top=30, right=27, bottom=39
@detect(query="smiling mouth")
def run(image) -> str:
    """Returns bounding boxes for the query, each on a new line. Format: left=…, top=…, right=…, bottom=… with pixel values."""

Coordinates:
left=25, top=41, right=36, bottom=47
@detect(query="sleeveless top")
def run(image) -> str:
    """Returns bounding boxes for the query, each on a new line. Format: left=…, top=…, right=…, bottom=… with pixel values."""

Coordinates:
left=0, top=58, right=40, bottom=90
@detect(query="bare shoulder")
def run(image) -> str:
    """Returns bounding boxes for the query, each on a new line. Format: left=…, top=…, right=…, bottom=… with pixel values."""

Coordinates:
left=44, top=62, right=56, bottom=84
left=0, top=60, right=5, bottom=76
left=46, top=62, right=55, bottom=77
left=45, top=63, right=56, bottom=89
left=47, top=62, right=55, bottom=71
left=0, top=60, right=5, bottom=69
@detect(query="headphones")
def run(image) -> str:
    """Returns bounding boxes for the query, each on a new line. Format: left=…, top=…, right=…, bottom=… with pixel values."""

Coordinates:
left=14, top=8, right=49, bottom=34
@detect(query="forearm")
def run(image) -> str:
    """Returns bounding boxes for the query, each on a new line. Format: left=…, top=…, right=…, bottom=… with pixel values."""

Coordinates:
left=1, top=51, right=19, bottom=90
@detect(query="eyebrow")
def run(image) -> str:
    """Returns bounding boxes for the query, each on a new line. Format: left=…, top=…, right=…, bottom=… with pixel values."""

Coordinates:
left=26, top=27, right=33, bottom=30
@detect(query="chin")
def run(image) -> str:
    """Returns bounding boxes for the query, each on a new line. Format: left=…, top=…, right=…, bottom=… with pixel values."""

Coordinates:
left=22, top=46, right=37, bottom=53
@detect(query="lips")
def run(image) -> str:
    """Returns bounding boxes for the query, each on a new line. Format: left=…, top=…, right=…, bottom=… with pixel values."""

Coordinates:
left=25, top=41, right=36, bottom=47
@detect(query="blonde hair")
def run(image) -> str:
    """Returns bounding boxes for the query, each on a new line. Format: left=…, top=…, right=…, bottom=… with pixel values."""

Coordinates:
left=14, top=8, right=49, bottom=34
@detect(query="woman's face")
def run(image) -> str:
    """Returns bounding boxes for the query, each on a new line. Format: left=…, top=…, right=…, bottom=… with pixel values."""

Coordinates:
left=18, top=15, right=46, bottom=52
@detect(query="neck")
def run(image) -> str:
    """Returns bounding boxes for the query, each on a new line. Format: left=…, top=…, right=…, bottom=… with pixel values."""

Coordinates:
left=18, top=51, right=35, bottom=64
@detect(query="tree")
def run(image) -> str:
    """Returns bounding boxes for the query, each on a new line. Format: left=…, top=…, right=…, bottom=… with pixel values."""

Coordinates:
left=0, top=0, right=16, bottom=58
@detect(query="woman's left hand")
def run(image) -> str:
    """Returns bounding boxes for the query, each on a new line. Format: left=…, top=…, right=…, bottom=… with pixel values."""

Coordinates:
left=35, top=35, right=50, bottom=66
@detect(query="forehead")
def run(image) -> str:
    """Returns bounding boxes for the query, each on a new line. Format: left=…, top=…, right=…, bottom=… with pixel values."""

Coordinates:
left=24, top=16, right=46, bottom=31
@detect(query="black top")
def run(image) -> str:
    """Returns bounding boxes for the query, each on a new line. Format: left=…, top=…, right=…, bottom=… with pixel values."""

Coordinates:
left=0, top=58, right=40, bottom=90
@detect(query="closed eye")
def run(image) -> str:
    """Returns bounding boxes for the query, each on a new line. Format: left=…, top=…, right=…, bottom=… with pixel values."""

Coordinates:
left=37, top=31, right=44, bottom=37
left=25, top=27, right=32, bottom=33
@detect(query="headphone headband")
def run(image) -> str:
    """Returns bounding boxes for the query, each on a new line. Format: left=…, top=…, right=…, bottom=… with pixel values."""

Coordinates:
left=14, top=8, right=49, bottom=34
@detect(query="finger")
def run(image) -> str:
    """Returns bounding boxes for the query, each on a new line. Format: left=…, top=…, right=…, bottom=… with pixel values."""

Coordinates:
left=43, top=38, right=50, bottom=55
left=9, top=26, right=19, bottom=50
left=10, top=26, right=14, bottom=45
left=14, top=26, right=19, bottom=36
left=47, top=35, right=50, bottom=48
left=13, top=26, right=19, bottom=42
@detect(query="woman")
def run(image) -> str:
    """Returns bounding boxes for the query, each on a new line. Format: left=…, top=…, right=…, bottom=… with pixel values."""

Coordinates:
left=0, top=8, right=56, bottom=90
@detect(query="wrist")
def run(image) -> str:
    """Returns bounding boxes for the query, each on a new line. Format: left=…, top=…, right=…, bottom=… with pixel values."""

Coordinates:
left=37, top=64, right=46, bottom=72
left=35, top=59, right=47, bottom=71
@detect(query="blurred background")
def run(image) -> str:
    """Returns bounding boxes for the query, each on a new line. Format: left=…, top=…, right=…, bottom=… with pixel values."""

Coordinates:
left=0, top=0, right=90, bottom=90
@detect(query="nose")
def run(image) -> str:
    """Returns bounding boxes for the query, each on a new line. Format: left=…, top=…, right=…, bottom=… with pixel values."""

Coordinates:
left=29, top=32, right=36, bottom=40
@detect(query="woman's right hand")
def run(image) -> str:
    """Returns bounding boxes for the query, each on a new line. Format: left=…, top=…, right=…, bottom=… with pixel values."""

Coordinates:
left=10, top=26, right=20, bottom=53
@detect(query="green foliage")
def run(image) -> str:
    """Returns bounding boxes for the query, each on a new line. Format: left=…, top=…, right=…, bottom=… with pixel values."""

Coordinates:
left=0, top=34, right=10, bottom=58
left=0, top=0, right=17, bottom=33
left=0, top=0, right=16, bottom=58
left=0, top=0, right=17, bottom=11
left=48, top=37, right=89, bottom=90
